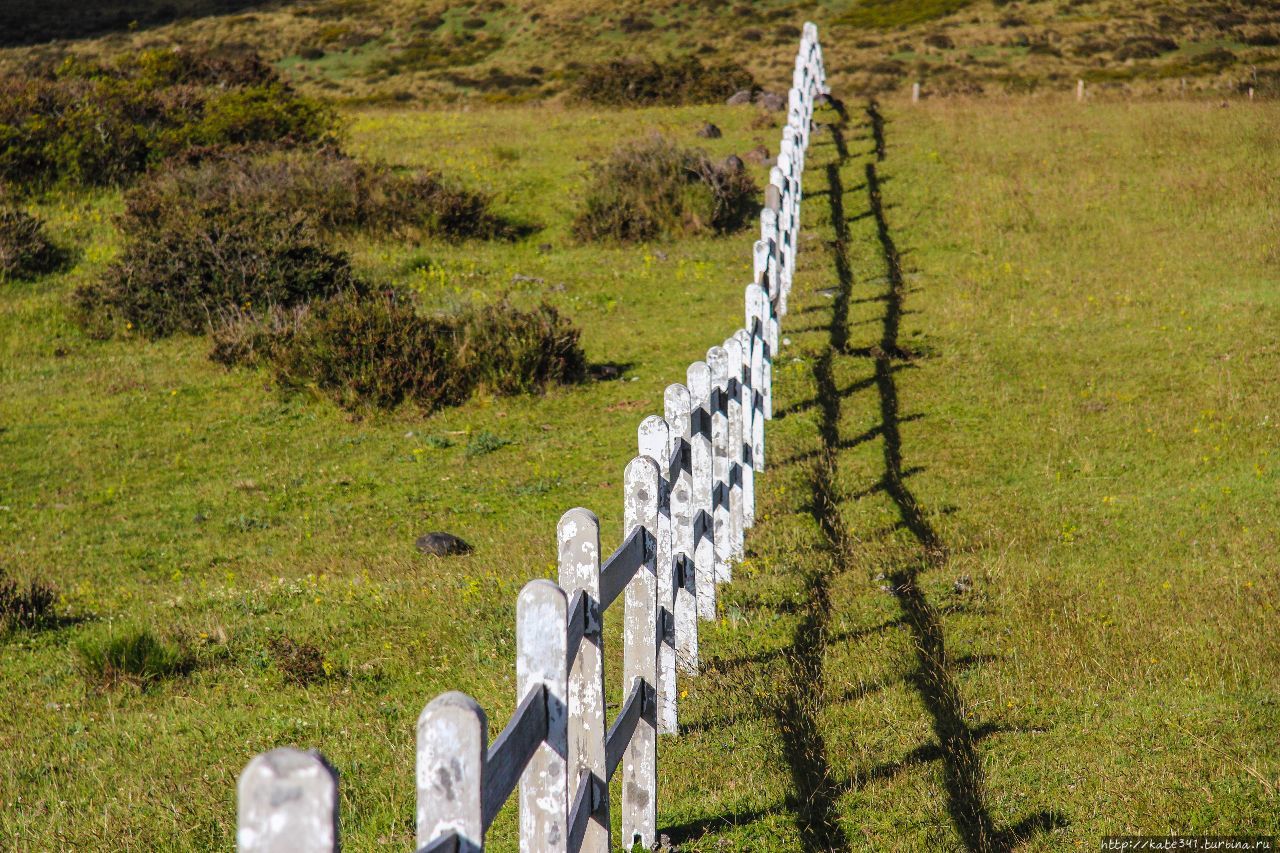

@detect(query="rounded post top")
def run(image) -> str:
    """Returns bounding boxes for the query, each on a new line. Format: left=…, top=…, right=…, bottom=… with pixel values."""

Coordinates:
left=557, top=506, right=599, bottom=539
left=705, top=346, right=729, bottom=381
left=638, top=415, right=670, bottom=463
left=686, top=361, right=711, bottom=397
left=418, top=690, right=488, bottom=731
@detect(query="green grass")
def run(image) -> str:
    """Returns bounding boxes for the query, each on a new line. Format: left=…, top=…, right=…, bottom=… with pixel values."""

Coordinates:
left=657, top=97, right=1280, bottom=847
left=2, top=91, right=1279, bottom=849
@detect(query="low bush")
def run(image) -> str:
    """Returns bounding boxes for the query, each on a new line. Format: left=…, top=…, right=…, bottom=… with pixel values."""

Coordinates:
left=456, top=300, right=587, bottom=395
left=265, top=293, right=467, bottom=412
left=573, top=136, right=758, bottom=243
left=124, top=148, right=506, bottom=239
left=0, top=48, right=336, bottom=192
left=213, top=294, right=586, bottom=414
left=0, top=207, right=68, bottom=281
left=0, top=567, right=57, bottom=632
left=572, top=56, right=755, bottom=106
left=75, top=210, right=362, bottom=338
left=75, top=627, right=194, bottom=690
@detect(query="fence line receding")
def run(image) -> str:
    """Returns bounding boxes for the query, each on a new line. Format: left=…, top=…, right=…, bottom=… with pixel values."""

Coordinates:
left=236, top=23, right=828, bottom=853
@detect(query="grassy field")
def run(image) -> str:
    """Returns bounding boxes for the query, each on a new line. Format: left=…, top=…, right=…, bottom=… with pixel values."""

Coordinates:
left=656, top=96, right=1280, bottom=848
left=2, top=55, right=1280, bottom=853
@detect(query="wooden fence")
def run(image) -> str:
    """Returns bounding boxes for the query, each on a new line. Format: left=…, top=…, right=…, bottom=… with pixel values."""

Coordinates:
left=235, top=24, right=828, bottom=853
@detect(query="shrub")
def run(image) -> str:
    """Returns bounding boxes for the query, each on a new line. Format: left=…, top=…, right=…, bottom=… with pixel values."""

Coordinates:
left=572, top=56, right=755, bottom=106
left=266, top=292, right=467, bottom=412
left=0, top=207, right=68, bottom=281
left=0, top=49, right=336, bottom=192
left=573, top=136, right=758, bottom=243
left=75, top=209, right=362, bottom=338
left=216, top=294, right=586, bottom=414
left=75, top=627, right=194, bottom=689
left=457, top=300, right=587, bottom=394
left=125, top=148, right=506, bottom=239
left=0, top=567, right=57, bottom=631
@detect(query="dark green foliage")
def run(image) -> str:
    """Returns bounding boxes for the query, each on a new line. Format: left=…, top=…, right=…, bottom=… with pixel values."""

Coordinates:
left=572, top=56, right=755, bottom=106
left=75, top=627, right=194, bottom=689
left=213, top=294, right=586, bottom=414
left=573, top=136, right=758, bottom=243
left=0, top=48, right=335, bottom=192
left=0, top=567, right=57, bottom=631
left=0, top=207, right=68, bottom=280
left=75, top=210, right=362, bottom=338
left=124, top=148, right=506, bottom=239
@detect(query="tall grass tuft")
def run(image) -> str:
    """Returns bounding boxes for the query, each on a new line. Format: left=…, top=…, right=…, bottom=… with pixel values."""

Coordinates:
left=75, top=627, right=195, bottom=690
left=0, top=568, right=57, bottom=632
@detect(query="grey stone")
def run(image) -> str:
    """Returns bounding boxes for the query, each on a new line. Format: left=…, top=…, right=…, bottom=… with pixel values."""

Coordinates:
left=696, top=122, right=722, bottom=138
left=722, top=154, right=745, bottom=173
left=416, top=532, right=474, bottom=556
left=743, top=144, right=770, bottom=165
left=726, top=89, right=753, bottom=105
left=755, top=90, right=786, bottom=111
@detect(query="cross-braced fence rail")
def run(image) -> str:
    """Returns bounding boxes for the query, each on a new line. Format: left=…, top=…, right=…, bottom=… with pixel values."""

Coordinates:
left=236, top=23, right=828, bottom=853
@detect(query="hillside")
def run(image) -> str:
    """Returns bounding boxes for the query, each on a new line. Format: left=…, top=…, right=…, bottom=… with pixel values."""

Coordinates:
left=1, top=0, right=1278, bottom=103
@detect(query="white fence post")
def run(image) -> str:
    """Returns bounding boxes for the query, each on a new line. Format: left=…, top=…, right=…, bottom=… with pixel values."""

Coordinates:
left=557, top=508, right=608, bottom=853
left=733, top=327, right=755, bottom=529
left=664, top=383, right=698, bottom=673
left=638, top=415, right=677, bottom=736
left=238, top=748, right=339, bottom=853
left=622, top=455, right=659, bottom=848
left=705, top=346, right=733, bottom=584
left=417, top=693, right=486, bottom=852
left=723, top=335, right=746, bottom=557
left=686, top=361, right=717, bottom=621
left=516, top=580, right=570, bottom=852
left=745, top=285, right=767, bottom=472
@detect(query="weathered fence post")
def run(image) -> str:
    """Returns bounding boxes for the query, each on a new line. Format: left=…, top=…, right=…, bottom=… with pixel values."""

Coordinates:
left=238, top=748, right=339, bottom=853
left=733, top=327, right=755, bottom=529
left=417, top=693, right=487, bottom=852
left=516, top=579, right=570, bottom=852
left=663, top=384, right=698, bottom=673
left=745, top=285, right=767, bottom=472
left=622, top=455, right=659, bottom=848
left=705, top=346, right=733, bottom=584
left=686, top=362, right=717, bottom=621
left=557, top=508, right=607, bottom=853
left=723, top=335, right=746, bottom=555
left=638, top=415, right=677, bottom=736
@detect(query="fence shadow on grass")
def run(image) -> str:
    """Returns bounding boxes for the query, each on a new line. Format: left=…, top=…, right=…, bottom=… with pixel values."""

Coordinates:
left=860, top=100, right=1067, bottom=852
